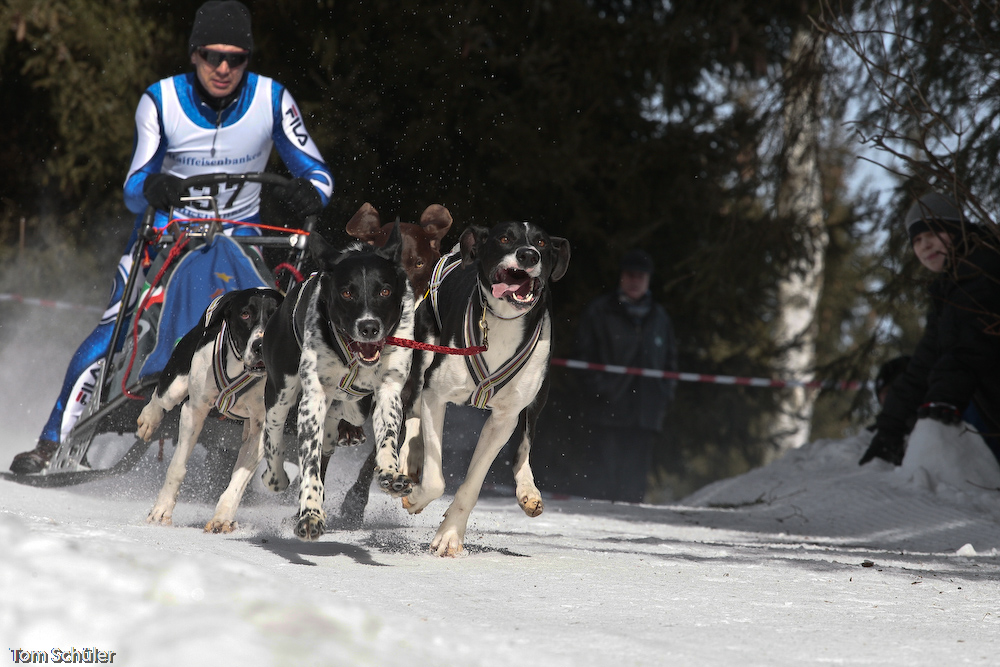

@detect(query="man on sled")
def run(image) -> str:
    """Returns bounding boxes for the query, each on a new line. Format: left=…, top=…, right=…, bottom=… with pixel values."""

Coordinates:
left=10, top=0, right=333, bottom=473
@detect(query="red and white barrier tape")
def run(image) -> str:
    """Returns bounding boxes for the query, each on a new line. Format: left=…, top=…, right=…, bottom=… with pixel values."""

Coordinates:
left=550, top=358, right=862, bottom=391
left=0, top=293, right=104, bottom=315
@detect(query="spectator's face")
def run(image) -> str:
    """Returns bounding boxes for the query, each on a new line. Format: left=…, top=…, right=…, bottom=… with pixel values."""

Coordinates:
left=912, top=230, right=953, bottom=273
left=620, top=270, right=650, bottom=301
left=191, top=43, right=249, bottom=98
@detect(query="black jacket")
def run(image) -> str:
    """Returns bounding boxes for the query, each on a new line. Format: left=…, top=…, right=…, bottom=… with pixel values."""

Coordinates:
left=876, top=233, right=1000, bottom=439
left=575, top=290, right=677, bottom=432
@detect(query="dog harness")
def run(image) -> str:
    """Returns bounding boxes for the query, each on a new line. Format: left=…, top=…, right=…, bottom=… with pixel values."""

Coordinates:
left=290, top=274, right=373, bottom=399
left=426, top=252, right=544, bottom=408
left=203, top=296, right=258, bottom=420
left=427, top=250, right=463, bottom=331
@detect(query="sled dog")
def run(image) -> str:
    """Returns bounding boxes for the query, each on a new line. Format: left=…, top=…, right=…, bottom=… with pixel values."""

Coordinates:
left=137, top=287, right=282, bottom=532
left=260, top=226, right=415, bottom=540
left=402, top=221, right=570, bottom=555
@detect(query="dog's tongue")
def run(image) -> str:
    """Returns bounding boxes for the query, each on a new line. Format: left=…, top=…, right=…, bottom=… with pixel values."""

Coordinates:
left=492, top=278, right=531, bottom=299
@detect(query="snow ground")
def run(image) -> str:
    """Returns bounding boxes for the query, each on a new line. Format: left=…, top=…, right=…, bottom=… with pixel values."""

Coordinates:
left=2, top=306, right=1000, bottom=666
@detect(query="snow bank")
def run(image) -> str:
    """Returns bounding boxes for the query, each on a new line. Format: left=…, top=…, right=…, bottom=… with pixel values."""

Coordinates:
left=683, top=427, right=1000, bottom=555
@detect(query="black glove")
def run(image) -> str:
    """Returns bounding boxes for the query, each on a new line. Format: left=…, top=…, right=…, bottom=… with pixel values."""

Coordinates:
left=142, top=173, right=186, bottom=211
left=859, top=429, right=906, bottom=466
left=274, top=177, right=323, bottom=219
left=917, top=402, right=963, bottom=425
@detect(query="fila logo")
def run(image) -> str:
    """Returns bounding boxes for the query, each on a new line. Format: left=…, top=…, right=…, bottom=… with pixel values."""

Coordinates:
left=284, top=105, right=308, bottom=146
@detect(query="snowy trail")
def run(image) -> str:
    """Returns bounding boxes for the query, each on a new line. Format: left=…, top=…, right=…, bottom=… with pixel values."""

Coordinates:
left=3, top=304, right=1000, bottom=665
left=3, top=433, right=999, bottom=667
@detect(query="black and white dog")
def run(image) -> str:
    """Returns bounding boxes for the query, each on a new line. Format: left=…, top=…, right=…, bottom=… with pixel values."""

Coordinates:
left=138, top=287, right=283, bottom=533
left=260, top=227, right=415, bottom=540
left=401, top=221, right=570, bottom=556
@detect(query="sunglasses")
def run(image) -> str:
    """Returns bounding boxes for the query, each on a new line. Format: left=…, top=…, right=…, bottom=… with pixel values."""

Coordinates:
left=196, top=48, right=249, bottom=68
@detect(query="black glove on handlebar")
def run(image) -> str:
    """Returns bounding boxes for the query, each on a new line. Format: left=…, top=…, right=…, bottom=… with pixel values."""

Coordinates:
left=859, top=428, right=906, bottom=466
left=143, top=174, right=186, bottom=211
left=916, top=402, right=963, bottom=425
left=274, top=177, right=323, bottom=219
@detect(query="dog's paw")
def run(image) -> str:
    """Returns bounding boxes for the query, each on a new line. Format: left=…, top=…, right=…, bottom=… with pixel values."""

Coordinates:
left=377, top=470, right=413, bottom=497
left=146, top=506, right=173, bottom=526
left=204, top=519, right=237, bottom=534
left=518, top=494, right=544, bottom=518
left=136, top=404, right=164, bottom=442
left=400, top=495, right=423, bottom=514
left=430, top=527, right=465, bottom=557
left=337, top=421, right=367, bottom=447
left=295, top=509, right=326, bottom=541
left=261, top=464, right=290, bottom=492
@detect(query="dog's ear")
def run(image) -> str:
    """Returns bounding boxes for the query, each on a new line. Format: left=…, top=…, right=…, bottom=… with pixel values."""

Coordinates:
left=549, top=236, right=571, bottom=281
left=419, top=205, right=454, bottom=251
left=459, top=225, right=489, bottom=267
left=375, top=220, right=404, bottom=265
left=345, top=203, right=382, bottom=244
left=308, top=231, right=342, bottom=268
left=204, top=289, right=241, bottom=331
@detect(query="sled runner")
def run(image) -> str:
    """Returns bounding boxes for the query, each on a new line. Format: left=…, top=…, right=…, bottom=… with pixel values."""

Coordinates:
left=3, top=173, right=315, bottom=488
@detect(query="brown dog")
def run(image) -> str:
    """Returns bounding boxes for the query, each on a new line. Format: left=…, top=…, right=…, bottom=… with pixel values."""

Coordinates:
left=322, top=203, right=453, bottom=526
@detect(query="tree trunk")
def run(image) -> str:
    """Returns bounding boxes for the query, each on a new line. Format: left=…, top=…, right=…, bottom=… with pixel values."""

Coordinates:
left=770, top=26, right=828, bottom=455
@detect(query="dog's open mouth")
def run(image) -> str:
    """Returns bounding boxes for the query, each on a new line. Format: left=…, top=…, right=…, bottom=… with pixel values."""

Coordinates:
left=348, top=339, right=386, bottom=364
left=491, top=268, right=540, bottom=307
left=244, top=357, right=267, bottom=376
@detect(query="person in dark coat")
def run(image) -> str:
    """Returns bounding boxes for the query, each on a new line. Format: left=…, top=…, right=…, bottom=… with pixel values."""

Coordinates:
left=575, top=249, right=678, bottom=502
left=860, top=192, right=1000, bottom=466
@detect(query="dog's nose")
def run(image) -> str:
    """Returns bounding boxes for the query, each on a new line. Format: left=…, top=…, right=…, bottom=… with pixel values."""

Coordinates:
left=358, top=319, right=382, bottom=340
left=251, top=338, right=263, bottom=356
left=516, top=247, right=540, bottom=268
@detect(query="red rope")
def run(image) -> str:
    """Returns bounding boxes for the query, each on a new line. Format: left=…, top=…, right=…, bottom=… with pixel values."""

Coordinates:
left=273, top=262, right=305, bottom=288
left=386, top=336, right=487, bottom=356
left=122, top=234, right=190, bottom=400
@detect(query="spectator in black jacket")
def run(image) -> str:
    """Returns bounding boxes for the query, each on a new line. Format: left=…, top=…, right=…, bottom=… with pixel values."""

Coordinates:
left=575, top=249, right=678, bottom=502
left=861, top=192, right=1000, bottom=466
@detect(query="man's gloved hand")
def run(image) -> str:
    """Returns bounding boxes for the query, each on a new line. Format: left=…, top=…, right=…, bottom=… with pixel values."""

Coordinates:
left=142, top=173, right=186, bottom=211
left=917, top=402, right=963, bottom=425
left=859, top=429, right=906, bottom=466
left=274, top=177, right=323, bottom=219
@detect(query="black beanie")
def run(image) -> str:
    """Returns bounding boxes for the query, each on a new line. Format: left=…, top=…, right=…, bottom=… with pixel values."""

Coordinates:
left=620, top=249, right=654, bottom=274
left=904, top=192, right=964, bottom=243
left=189, top=1, right=253, bottom=54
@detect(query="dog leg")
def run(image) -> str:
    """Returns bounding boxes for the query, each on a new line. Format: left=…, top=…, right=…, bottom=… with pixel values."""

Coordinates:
left=430, top=410, right=521, bottom=556
left=205, top=410, right=264, bottom=534
left=511, top=408, right=544, bottom=518
left=147, top=398, right=212, bottom=526
left=398, top=416, right=424, bottom=483
left=136, top=375, right=189, bottom=442
left=261, top=378, right=298, bottom=492
left=294, top=360, right=329, bottom=541
left=372, top=385, right=413, bottom=497
left=339, top=446, right=376, bottom=528
left=403, top=392, right=447, bottom=514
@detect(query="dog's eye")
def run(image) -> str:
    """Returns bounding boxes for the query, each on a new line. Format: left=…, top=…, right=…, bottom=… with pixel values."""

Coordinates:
left=499, top=235, right=509, bottom=244
left=241, top=309, right=251, bottom=320
left=380, top=287, right=392, bottom=297
left=415, top=259, right=425, bottom=268
left=536, top=239, right=546, bottom=248
left=340, top=289, right=353, bottom=300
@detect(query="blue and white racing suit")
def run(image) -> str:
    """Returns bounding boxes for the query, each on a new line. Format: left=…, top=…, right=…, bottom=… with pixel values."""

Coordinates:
left=39, top=71, right=333, bottom=446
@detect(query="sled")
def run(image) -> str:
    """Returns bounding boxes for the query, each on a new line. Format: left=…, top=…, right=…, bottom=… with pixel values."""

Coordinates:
left=2, top=172, right=314, bottom=488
